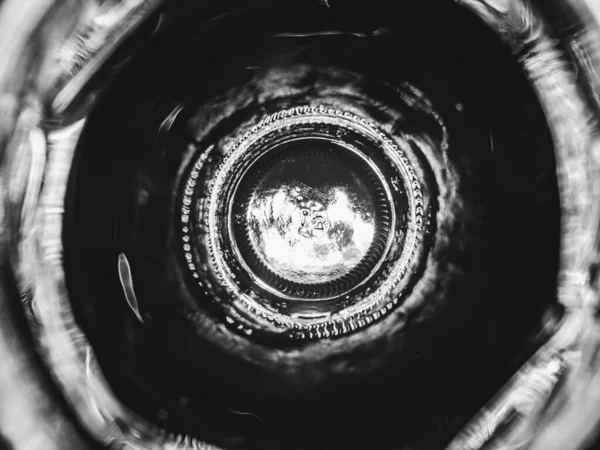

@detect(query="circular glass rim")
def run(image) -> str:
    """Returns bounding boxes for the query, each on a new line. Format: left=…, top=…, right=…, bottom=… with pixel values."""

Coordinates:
left=1, top=1, right=600, bottom=450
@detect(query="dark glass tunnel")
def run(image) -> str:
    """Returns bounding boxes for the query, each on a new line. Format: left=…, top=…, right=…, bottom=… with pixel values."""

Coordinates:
left=0, top=1, right=600, bottom=450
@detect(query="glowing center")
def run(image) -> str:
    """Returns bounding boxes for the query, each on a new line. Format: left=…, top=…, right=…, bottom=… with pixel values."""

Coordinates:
left=232, top=138, right=390, bottom=295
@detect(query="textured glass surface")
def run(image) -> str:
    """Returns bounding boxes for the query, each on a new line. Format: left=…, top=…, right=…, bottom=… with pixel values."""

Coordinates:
left=0, top=1, right=599, bottom=450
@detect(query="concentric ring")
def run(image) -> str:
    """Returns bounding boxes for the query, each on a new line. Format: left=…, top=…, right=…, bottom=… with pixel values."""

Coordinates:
left=179, top=105, right=429, bottom=339
left=230, top=138, right=393, bottom=300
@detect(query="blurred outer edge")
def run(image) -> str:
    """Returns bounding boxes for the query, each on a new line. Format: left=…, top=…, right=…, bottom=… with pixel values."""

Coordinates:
left=447, top=1, right=600, bottom=450
left=0, top=275, right=96, bottom=450
left=0, top=1, right=135, bottom=450
left=527, top=0, right=600, bottom=449
left=0, top=0, right=95, bottom=447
